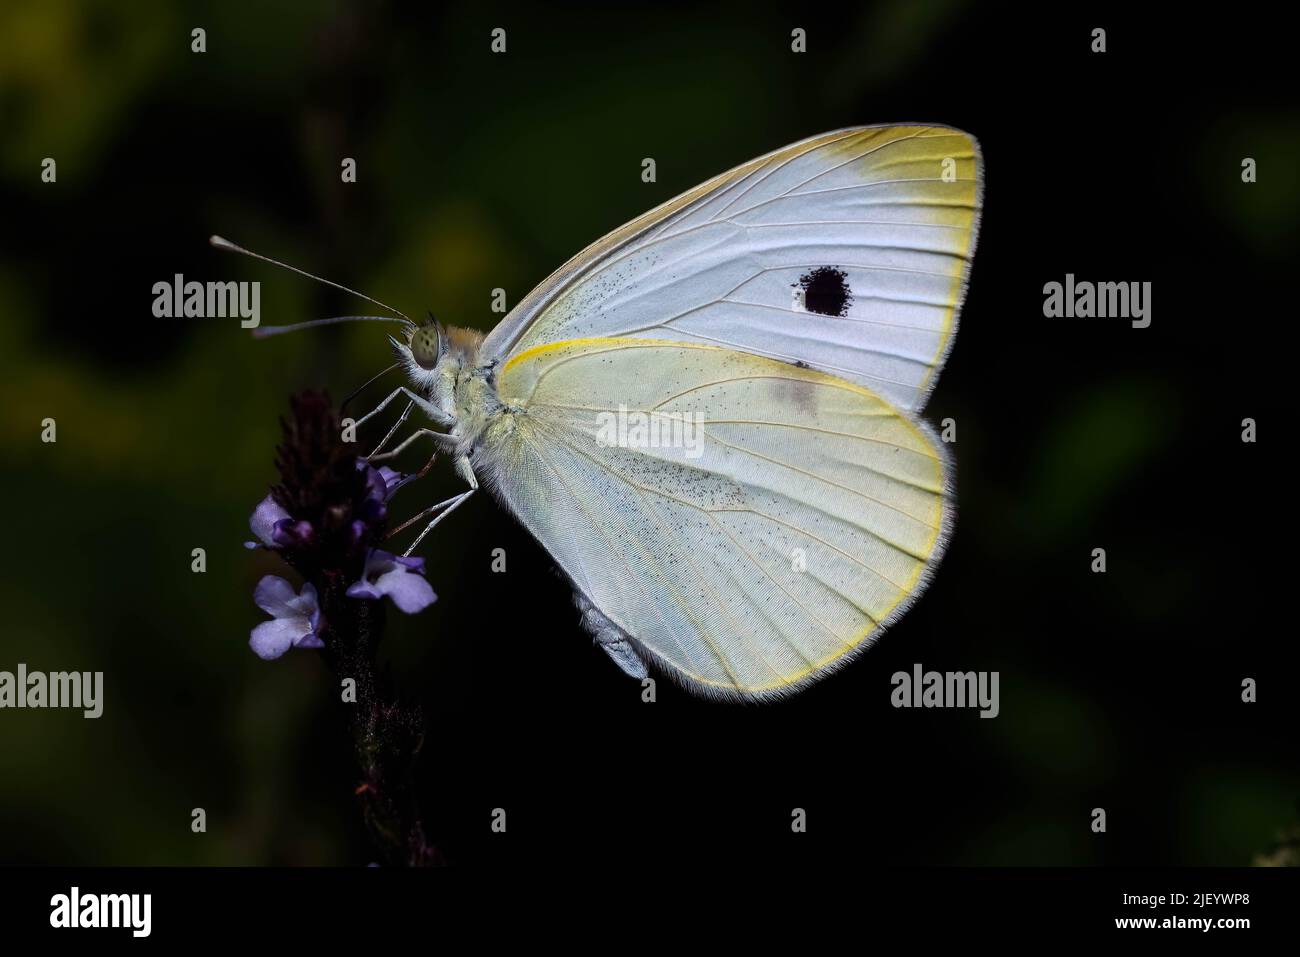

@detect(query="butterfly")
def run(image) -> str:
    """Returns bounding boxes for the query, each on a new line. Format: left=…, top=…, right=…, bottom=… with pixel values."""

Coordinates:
left=217, top=124, right=983, bottom=700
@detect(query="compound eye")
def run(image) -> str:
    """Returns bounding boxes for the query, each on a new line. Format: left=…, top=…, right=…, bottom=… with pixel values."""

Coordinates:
left=410, top=325, right=440, bottom=370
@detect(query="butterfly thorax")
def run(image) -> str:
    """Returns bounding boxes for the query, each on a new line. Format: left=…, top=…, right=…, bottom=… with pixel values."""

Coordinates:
left=433, top=325, right=510, bottom=455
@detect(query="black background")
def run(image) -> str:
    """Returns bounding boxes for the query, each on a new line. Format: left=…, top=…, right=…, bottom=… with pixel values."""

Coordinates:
left=0, top=2, right=1294, bottom=872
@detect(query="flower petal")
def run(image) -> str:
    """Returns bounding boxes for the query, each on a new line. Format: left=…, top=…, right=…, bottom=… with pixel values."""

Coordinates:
left=377, top=466, right=407, bottom=498
left=392, top=554, right=425, bottom=573
left=271, top=518, right=315, bottom=548
left=290, top=582, right=320, bottom=620
left=346, top=580, right=383, bottom=601
left=253, top=575, right=300, bottom=618
left=345, top=549, right=436, bottom=613
left=362, top=464, right=386, bottom=500
left=374, top=566, right=437, bottom=614
left=359, top=462, right=408, bottom=502
left=249, top=495, right=291, bottom=547
left=250, top=617, right=310, bottom=660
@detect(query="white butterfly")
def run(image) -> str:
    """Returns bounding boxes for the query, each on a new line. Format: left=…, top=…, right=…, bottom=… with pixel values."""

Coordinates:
left=220, top=124, right=982, bottom=700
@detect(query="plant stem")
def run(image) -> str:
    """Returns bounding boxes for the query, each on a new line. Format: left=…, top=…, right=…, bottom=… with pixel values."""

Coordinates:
left=322, top=572, right=440, bottom=866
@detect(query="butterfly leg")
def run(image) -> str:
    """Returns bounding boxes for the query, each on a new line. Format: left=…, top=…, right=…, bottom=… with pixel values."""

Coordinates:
left=353, top=386, right=453, bottom=430
left=364, top=428, right=457, bottom=464
left=388, top=490, right=469, bottom=537
left=367, top=400, right=413, bottom=458
left=350, top=386, right=407, bottom=428
left=398, top=454, right=479, bottom=556
left=400, top=489, right=475, bottom=556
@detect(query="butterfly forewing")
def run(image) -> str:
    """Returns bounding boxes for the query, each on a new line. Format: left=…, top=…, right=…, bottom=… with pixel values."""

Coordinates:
left=481, top=125, right=981, bottom=413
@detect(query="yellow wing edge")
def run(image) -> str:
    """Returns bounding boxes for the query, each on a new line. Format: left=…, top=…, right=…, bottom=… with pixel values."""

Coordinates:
left=915, top=127, right=983, bottom=408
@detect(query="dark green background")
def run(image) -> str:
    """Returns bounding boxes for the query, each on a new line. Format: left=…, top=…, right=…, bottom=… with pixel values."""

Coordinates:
left=0, top=1, right=1294, bottom=866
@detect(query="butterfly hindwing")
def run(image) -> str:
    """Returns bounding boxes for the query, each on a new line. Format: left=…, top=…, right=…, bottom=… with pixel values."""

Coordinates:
left=475, top=338, right=951, bottom=698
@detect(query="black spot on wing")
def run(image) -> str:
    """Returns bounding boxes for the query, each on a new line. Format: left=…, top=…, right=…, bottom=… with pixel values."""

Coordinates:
left=795, top=266, right=853, bottom=317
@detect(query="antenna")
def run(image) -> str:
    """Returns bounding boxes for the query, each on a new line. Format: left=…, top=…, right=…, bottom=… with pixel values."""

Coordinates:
left=251, top=316, right=413, bottom=340
left=209, top=234, right=414, bottom=324
left=341, top=362, right=402, bottom=412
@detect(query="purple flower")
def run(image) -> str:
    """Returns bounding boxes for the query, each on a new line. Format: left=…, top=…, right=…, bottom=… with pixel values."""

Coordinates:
left=245, top=494, right=314, bottom=550
left=346, top=549, right=437, bottom=614
left=246, top=495, right=288, bottom=548
left=357, top=463, right=409, bottom=522
left=250, top=576, right=324, bottom=659
left=349, top=464, right=411, bottom=545
left=368, top=463, right=408, bottom=500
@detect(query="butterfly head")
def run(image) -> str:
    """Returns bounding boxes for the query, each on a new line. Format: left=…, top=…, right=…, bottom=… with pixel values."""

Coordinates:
left=408, top=313, right=446, bottom=370
left=390, top=313, right=448, bottom=389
